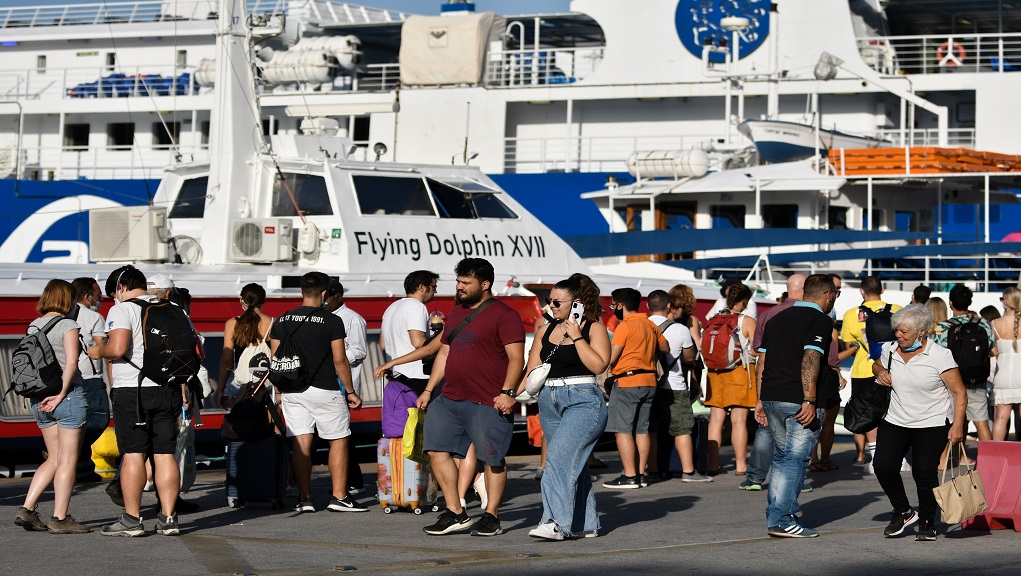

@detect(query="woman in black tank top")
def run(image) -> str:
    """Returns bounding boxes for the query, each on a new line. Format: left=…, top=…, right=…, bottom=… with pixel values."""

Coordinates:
left=517, top=274, right=611, bottom=540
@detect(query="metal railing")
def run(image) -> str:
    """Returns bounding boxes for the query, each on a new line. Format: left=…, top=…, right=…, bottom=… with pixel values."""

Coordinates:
left=857, top=33, right=1021, bottom=75
left=484, top=47, right=605, bottom=88
left=874, top=128, right=977, bottom=148
left=505, top=134, right=722, bottom=174
left=0, top=65, right=200, bottom=101
left=14, top=144, right=210, bottom=181
left=0, top=0, right=403, bottom=30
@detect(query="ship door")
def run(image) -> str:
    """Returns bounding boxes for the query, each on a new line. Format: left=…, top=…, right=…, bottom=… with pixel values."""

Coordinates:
left=647, top=201, right=696, bottom=263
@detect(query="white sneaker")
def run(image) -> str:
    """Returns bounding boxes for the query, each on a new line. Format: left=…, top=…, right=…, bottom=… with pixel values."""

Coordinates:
left=900, top=459, right=912, bottom=473
left=473, top=474, right=488, bottom=510
left=864, top=461, right=874, bottom=475
left=528, top=521, right=564, bottom=541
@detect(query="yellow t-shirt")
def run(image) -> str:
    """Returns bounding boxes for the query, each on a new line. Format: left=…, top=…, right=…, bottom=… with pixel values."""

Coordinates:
left=841, top=300, right=903, bottom=378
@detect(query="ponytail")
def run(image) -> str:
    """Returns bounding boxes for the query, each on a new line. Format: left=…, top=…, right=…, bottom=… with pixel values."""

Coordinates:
left=233, top=283, right=267, bottom=347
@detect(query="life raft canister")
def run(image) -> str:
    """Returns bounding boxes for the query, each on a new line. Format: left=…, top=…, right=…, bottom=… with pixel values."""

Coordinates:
left=937, top=40, right=967, bottom=67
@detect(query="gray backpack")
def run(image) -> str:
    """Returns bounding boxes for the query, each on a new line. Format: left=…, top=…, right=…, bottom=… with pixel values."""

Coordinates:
left=6, top=316, right=65, bottom=400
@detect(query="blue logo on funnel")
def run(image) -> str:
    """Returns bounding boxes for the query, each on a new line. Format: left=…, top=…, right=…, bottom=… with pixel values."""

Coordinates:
left=675, top=0, right=770, bottom=64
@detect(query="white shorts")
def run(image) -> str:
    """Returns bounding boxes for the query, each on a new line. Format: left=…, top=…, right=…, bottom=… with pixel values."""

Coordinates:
left=281, top=386, right=351, bottom=440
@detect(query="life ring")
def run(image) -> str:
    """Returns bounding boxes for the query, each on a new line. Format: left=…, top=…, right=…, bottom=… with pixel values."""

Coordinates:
left=936, top=40, right=966, bottom=67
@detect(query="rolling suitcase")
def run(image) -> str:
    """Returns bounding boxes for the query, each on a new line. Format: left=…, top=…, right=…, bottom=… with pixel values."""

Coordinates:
left=668, top=414, right=710, bottom=476
left=376, top=437, right=437, bottom=514
left=225, top=434, right=289, bottom=509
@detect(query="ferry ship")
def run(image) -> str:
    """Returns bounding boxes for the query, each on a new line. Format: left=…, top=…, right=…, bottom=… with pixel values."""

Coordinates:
left=2, top=0, right=1021, bottom=451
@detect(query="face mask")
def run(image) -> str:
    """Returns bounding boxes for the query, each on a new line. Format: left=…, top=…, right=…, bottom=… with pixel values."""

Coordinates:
left=903, top=338, right=923, bottom=352
left=89, top=300, right=101, bottom=312
left=613, top=306, right=624, bottom=321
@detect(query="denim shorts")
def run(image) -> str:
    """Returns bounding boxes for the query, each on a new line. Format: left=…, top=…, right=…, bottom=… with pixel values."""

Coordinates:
left=32, top=385, right=88, bottom=430
left=422, top=393, right=514, bottom=466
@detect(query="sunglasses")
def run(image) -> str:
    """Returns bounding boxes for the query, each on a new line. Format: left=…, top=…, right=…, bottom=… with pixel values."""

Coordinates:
left=545, top=298, right=568, bottom=308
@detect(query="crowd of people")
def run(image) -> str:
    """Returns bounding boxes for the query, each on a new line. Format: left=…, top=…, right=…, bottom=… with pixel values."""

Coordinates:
left=11, top=259, right=1021, bottom=542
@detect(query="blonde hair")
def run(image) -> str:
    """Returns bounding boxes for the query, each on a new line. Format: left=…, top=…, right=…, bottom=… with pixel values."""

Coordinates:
left=925, top=296, right=948, bottom=336
left=1003, top=287, right=1020, bottom=352
left=37, top=279, right=74, bottom=315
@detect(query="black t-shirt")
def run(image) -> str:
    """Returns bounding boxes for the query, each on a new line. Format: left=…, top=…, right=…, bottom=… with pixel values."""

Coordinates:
left=270, top=306, right=346, bottom=391
left=759, top=303, right=834, bottom=404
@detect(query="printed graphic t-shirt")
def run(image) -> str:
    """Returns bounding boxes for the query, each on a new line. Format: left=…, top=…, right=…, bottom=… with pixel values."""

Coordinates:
left=441, top=299, right=524, bottom=404
left=271, top=306, right=347, bottom=391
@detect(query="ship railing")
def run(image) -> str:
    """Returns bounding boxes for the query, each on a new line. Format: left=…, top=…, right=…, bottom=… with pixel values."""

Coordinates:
left=0, top=65, right=201, bottom=101
left=0, top=1, right=289, bottom=29
left=301, top=0, right=406, bottom=25
left=505, top=134, right=733, bottom=174
left=259, top=63, right=401, bottom=94
left=15, top=143, right=211, bottom=181
left=857, top=33, right=1021, bottom=75
left=484, top=47, right=605, bottom=88
left=874, top=128, right=977, bottom=149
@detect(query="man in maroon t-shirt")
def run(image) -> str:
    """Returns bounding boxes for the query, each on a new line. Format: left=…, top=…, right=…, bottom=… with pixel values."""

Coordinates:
left=416, top=258, right=525, bottom=537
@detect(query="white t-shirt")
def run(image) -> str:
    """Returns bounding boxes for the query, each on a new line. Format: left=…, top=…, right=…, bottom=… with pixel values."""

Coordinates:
left=380, top=297, right=429, bottom=379
left=106, top=296, right=161, bottom=389
left=649, top=314, right=694, bottom=391
left=881, top=340, right=958, bottom=428
left=333, top=304, right=368, bottom=395
left=74, top=303, right=106, bottom=378
left=707, top=297, right=758, bottom=321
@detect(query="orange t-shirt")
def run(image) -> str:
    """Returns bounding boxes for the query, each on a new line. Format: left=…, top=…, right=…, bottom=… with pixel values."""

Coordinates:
left=610, top=313, right=667, bottom=388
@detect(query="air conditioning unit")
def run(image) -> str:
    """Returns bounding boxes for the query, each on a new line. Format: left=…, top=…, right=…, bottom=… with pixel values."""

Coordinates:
left=89, top=206, right=168, bottom=262
left=230, top=218, right=293, bottom=262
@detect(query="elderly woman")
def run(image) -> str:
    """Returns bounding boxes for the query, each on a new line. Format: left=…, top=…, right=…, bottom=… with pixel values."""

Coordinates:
left=871, top=304, right=966, bottom=542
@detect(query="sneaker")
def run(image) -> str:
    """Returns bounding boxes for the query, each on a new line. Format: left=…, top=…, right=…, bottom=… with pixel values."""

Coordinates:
left=423, top=508, right=473, bottom=535
left=864, top=462, right=875, bottom=475
left=768, top=520, right=820, bottom=538
left=155, top=512, right=180, bottom=536
left=801, top=484, right=814, bottom=493
left=738, top=478, right=763, bottom=491
left=573, top=530, right=599, bottom=538
left=471, top=512, right=504, bottom=537
left=900, top=459, right=913, bottom=473
left=15, top=507, right=48, bottom=531
left=884, top=508, right=919, bottom=537
left=639, top=474, right=651, bottom=487
left=47, top=515, right=92, bottom=534
left=105, top=480, right=124, bottom=507
left=602, top=475, right=641, bottom=489
left=101, top=514, right=145, bottom=537
left=347, top=485, right=366, bottom=495
left=528, top=521, right=564, bottom=541
left=294, top=498, right=316, bottom=513
left=680, top=471, right=713, bottom=483
left=327, top=495, right=368, bottom=512
left=534, top=467, right=545, bottom=481
left=473, top=474, right=488, bottom=510
left=915, top=519, right=937, bottom=541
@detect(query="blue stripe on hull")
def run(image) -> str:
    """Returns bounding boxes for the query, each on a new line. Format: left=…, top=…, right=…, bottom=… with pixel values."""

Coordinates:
left=753, top=141, right=818, bottom=164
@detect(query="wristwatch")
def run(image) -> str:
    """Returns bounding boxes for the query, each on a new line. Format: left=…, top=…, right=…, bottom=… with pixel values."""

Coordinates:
left=500, top=389, right=516, bottom=397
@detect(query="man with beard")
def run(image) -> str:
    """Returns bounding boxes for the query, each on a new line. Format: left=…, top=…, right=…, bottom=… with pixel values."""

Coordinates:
left=416, top=258, right=525, bottom=537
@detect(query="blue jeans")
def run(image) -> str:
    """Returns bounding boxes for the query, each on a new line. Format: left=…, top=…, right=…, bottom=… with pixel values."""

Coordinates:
left=538, top=383, right=607, bottom=534
left=746, top=424, right=773, bottom=484
left=762, top=401, right=823, bottom=527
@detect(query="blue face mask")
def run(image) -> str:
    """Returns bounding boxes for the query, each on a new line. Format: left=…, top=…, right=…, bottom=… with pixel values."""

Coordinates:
left=902, top=338, right=923, bottom=352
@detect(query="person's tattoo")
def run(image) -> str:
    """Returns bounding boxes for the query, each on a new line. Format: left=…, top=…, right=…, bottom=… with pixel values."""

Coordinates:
left=801, top=349, right=822, bottom=397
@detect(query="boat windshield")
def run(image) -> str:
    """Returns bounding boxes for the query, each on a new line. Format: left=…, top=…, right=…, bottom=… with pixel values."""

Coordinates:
left=169, top=177, right=209, bottom=219
left=271, top=173, right=332, bottom=217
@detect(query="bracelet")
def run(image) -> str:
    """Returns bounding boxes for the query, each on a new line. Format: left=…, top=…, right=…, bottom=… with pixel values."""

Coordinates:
left=346, top=392, right=356, bottom=396
left=422, top=389, right=432, bottom=395
left=572, top=336, right=583, bottom=343
left=803, top=396, right=816, bottom=403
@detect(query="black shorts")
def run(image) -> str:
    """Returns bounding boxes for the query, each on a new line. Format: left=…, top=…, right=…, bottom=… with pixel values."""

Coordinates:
left=111, top=386, right=183, bottom=455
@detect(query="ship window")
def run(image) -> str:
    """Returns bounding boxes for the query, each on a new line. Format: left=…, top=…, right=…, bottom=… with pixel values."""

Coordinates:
left=200, top=121, right=210, bottom=147
left=710, top=205, right=745, bottom=228
left=37, top=55, right=46, bottom=73
left=762, top=204, right=798, bottom=228
left=176, top=50, right=187, bottom=68
left=427, top=178, right=516, bottom=219
left=64, top=124, right=90, bottom=149
left=152, top=121, right=180, bottom=149
left=352, top=175, right=435, bottom=216
left=272, top=173, right=333, bottom=216
left=107, top=122, right=134, bottom=148
left=828, top=206, right=848, bottom=230
left=472, top=193, right=517, bottom=219
left=105, top=52, right=116, bottom=71
left=169, top=177, right=208, bottom=219
left=429, top=181, right=476, bottom=219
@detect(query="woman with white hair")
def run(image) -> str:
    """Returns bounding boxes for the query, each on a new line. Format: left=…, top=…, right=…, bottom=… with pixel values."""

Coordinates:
left=871, top=304, right=967, bottom=542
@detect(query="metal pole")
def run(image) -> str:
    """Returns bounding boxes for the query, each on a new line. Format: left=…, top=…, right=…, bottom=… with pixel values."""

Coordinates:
left=565, top=99, right=573, bottom=173
left=867, top=177, right=873, bottom=276
left=984, top=174, right=990, bottom=287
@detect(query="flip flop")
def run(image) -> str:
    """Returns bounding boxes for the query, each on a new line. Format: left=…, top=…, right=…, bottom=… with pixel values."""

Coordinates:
left=820, top=460, right=839, bottom=471
left=809, top=462, right=824, bottom=473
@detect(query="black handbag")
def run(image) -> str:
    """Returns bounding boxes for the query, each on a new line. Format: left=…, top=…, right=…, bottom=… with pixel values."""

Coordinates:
left=221, top=372, right=285, bottom=441
left=843, top=350, right=893, bottom=434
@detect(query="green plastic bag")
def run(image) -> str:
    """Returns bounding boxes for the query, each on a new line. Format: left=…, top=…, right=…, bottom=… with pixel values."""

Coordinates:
left=402, top=407, right=428, bottom=464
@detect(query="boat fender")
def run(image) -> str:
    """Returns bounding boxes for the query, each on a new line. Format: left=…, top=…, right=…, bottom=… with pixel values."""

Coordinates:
left=298, top=222, right=319, bottom=254
left=936, top=41, right=966, bottom=67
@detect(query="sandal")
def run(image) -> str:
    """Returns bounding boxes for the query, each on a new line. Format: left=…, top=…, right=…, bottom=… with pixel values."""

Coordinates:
left=820, top=460, right=839, bottom=471
left=809, top=462, right=824, bottom=473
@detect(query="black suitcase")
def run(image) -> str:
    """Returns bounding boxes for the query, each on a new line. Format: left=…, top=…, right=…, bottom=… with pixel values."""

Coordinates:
left=225, top=434, right=289, bottom=509
left=668, top=414, right=710, bottom=476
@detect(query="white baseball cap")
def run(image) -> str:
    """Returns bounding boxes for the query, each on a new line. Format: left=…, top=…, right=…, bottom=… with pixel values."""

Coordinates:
left=147, top=273, right=175, bottom=290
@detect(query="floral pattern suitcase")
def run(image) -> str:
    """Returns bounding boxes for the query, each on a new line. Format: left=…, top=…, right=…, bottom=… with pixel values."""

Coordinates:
left=376, top=437, right=437, bottom=514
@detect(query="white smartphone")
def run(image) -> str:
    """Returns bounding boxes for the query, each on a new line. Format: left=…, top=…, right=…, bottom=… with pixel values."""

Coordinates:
left=569, top=301, right=585, bottom=324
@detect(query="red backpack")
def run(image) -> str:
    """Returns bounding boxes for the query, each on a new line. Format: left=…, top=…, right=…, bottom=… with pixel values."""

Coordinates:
left=701, top=312, right=744, bottom=371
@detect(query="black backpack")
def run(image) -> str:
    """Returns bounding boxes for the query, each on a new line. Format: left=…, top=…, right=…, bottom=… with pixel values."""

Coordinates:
left=946, top=318, right=991, bottom=388
left=127, top=298, right=203, bottom=387
left=860, top=304, right=896, bottom=361
left=6, top=316, right=65, bottom=400
left=269, top=310, right=323, bottom=393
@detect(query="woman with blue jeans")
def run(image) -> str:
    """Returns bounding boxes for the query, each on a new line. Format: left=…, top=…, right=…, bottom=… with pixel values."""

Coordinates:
left=520, top=274, right=611, bottom=540
left=15, top=279, right=92, bottom=534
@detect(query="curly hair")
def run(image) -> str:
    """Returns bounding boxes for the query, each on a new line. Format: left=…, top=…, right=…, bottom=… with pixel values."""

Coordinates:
left=554, top=273, right=602, bottom=322
left=669, top=284, right=696, bottom=314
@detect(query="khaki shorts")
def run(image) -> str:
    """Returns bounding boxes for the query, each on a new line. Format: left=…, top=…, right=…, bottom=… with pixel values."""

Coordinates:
left=650, top=388, right=695, bottom=437
left=965, top=387, right=989, bottom=422
left=281, top=386, right=351, bottom=440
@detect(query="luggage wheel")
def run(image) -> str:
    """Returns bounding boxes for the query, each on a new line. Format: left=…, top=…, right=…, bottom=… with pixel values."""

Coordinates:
left=413, top=507, right=423, bottom=515
left=383, top=506, right=394, bottom=514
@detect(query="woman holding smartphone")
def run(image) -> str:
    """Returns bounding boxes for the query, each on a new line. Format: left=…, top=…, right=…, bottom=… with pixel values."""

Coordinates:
left=519, top=273, right=611, bottom=540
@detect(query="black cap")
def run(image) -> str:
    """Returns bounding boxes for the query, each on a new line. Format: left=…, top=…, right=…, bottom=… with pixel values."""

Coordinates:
left=327, top=280, right=345, bottom=296
left=720, top=277, right=743, bottom=296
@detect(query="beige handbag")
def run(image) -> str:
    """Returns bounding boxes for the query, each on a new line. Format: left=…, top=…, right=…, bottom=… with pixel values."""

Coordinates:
left=932, top=442, right=988, bottom=524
